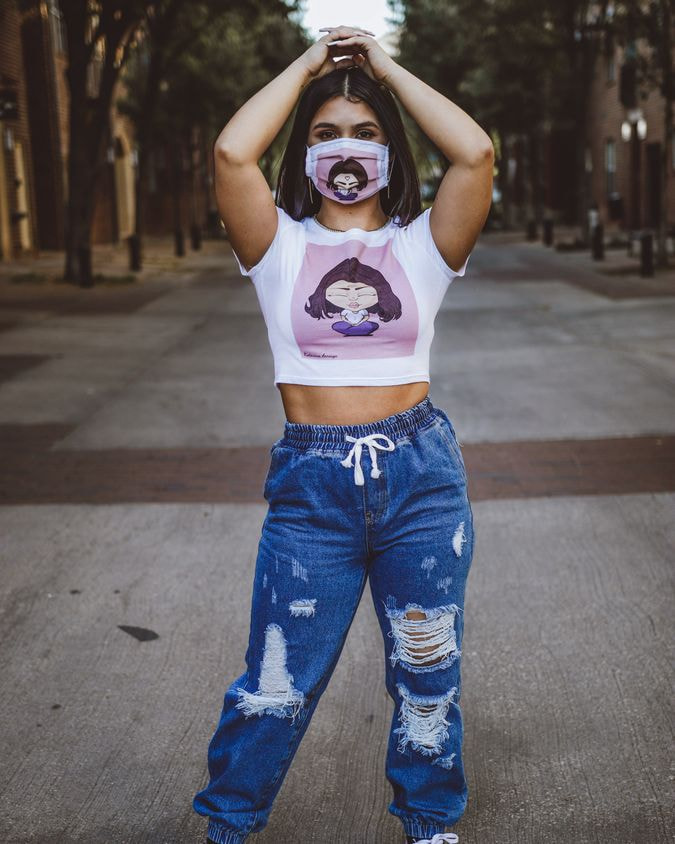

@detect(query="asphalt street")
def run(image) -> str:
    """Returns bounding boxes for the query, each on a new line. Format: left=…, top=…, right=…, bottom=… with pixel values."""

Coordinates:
left=0, top=233, right=673, bottom=843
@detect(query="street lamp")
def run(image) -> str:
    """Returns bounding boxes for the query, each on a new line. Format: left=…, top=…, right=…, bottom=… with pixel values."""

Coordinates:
left=621, top=107, right=646, bottom=232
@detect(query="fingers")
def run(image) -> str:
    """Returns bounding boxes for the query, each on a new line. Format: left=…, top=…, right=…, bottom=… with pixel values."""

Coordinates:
left=318, top=26, right=375, bottom=41
left=333, top=57, right=358, bottom=70
left=325, top=35, right=369, bottom=52
left=318, top=25, right=375, bottom=36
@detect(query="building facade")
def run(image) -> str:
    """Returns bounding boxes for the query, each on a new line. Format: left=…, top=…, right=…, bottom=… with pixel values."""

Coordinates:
left=586, top=34, right=673, bottom=234
left=0, top=0, right=39, bottom=259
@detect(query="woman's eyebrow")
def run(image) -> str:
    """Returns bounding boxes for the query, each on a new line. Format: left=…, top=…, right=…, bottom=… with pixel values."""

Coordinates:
left=312, top=121, right=380, bottom=130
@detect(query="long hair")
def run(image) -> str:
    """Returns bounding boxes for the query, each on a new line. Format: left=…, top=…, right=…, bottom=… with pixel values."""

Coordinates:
left=275, top=66, right=421, bottom=226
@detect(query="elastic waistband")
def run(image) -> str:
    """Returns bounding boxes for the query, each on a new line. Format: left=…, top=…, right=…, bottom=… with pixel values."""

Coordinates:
left=280, top=395, right=439, bottom=451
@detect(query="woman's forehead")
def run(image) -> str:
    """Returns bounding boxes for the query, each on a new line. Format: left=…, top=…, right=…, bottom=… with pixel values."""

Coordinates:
left=312, top=96, right=379, bottom=127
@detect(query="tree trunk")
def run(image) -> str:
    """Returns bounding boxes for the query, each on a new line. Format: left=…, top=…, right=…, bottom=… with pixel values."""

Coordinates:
left=497, top=129, right=513, bottom=229
left=528, top=127, right=544, bottom=228
left=657, top=0, right=672, bottom=268
left=60, top=3, right=142, bottom=286
left=564, top=1, right=596, bottom=245
left=63, top=92, right=103, bottom=287
left=130, top=41, right=166, bottom=272
left=171, top=140, right=184, bottom=256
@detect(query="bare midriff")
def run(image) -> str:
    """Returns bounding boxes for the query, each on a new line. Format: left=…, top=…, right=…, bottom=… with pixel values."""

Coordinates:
left=277, top=382, right=430, bottom=425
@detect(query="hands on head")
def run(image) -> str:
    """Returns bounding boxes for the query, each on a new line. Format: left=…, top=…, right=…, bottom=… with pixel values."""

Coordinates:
left=301, top=24, right=396, bottom=85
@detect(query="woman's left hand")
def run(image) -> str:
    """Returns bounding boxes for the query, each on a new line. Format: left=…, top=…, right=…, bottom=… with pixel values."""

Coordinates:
left=319, top=26, right=398, bottom=85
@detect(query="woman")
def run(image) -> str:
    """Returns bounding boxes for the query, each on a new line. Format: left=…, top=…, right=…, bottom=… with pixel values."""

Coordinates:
left=193, top=23, right=493, bottom=844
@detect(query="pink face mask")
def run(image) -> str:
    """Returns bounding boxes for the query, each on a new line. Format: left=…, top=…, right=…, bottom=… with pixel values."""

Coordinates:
left=305, top=137, right=392, bottom=203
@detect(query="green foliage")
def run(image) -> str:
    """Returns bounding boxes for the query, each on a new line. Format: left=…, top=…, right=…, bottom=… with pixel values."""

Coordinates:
left=388, top=0, right=614, bottom=143
left=119, top=0, right=310, bottom=149
left=609, top=0, right=672, bottom=100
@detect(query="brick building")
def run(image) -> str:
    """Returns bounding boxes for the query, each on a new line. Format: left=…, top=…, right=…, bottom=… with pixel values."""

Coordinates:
left=586, top=33, right=673, bottom=235
left=0, top=0, right=39, bottom=260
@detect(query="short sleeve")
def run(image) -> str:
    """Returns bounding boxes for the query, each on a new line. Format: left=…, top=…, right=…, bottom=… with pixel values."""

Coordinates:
left=230, top=205, right=299, bottom=279
left=397, top=207, right=472, bottom=282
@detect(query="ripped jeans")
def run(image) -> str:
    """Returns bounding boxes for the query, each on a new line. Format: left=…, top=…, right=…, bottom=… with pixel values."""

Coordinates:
left=192, top=395, right=475, bottom=843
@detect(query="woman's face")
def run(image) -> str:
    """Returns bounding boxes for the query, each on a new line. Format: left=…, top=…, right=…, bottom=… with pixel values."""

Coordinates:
left=307, top=96, right=388, bottom=147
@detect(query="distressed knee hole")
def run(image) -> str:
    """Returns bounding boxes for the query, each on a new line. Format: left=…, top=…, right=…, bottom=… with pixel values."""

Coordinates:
left=289, top=598, right=317, bottom=618
left=235, top=623, right=304, bottom=722
left=384, top=602, right=462, bottom=673
left=403, top=610, right=445, bottom=665
left=394, top=682, right=458, bottom=756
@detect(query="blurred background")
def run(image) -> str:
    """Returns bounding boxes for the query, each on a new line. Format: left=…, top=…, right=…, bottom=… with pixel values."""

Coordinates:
left=0, top=3, right=673, bottom=843
left=0, top=0, right=672, bottom=284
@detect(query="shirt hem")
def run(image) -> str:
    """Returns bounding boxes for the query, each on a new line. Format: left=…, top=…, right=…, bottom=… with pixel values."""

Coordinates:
left=274, top=374, right=431, bottom=386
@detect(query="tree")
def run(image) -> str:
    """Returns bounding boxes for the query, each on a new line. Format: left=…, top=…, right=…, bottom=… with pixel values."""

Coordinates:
left=388, top=0, right=558, bottom=231
left=117, top=0, right=307, bottom=269
left=60, top=0, right=147, bottom=287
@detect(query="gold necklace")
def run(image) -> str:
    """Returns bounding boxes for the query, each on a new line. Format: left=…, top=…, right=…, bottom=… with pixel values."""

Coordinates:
left=312, top=214, right=391, bottom=233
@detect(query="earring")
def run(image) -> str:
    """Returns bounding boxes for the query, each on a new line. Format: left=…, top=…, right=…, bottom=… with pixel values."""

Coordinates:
left=307, top=177, right=314, bottom=203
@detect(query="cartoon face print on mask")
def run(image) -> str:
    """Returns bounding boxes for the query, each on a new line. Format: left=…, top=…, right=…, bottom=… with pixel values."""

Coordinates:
left=305, top=137, right=391, bottom=204
left=326, top=159, right=369, bottom=202
left=304, top=257, right=402, bottom=336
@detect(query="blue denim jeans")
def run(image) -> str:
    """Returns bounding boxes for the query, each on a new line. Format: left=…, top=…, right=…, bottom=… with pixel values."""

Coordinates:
left=193, top=395, right=475, bottom=843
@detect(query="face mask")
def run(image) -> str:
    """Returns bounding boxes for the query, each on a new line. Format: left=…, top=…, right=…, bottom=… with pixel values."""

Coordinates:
left=305, top=137, right=392, bottom=203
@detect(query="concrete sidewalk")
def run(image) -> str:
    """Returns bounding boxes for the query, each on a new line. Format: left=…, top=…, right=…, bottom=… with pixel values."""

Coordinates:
left=0, top=230, right=673, bottom=843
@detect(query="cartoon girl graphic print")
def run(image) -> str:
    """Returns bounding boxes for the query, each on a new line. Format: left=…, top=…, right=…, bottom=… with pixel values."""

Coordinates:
left=326, top=159, right=369, bottom=202
left=304, top=256, right=402, bottom=337
left=290, top=239, right=419, bottom=361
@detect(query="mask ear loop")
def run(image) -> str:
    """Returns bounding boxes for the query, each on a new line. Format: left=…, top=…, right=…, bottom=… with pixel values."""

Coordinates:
left=386, top=152, right=395, bottom=199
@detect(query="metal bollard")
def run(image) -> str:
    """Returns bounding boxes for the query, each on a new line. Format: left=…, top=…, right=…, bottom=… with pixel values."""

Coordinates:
left=543, top=219, right=553, bottom=246
left=190, top=224, right=202, bottom=251
left=640, top=231, right=654, bottom=277
left=174, top=228, right=185, bottom=257
left=592, top=223, right=604, bottom=260
left=127, top=234, right=141, bottom=271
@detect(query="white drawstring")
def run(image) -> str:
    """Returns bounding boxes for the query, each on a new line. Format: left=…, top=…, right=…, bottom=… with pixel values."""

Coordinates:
left=413, top=835, right=459, bottom=844
left=340, top=433, right=395, bottom=486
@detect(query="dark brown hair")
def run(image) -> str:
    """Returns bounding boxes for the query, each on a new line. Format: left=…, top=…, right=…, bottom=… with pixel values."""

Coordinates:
left=276, top=66, right=421, bottom=226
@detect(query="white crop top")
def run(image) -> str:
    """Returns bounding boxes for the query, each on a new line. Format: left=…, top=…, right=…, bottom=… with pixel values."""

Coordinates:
left=232, top=206, right=471, bottom=387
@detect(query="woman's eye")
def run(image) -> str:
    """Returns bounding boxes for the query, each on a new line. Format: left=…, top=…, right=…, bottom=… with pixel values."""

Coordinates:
left=317, top=131, right=375, bottom=139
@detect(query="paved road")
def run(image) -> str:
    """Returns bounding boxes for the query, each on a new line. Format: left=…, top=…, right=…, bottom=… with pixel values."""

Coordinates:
left=0, top=235, right=673, bottom=843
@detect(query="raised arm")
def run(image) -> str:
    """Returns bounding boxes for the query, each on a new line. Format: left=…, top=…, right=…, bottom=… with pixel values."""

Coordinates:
left=384, top=63, right=494, bottom=273
left=322, top=31, right=494, bottom=273
left=214, top=28, right=374, bottom=272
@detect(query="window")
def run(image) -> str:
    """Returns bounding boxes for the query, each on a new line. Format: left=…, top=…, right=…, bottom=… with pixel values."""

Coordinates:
left=605, top=138, right=616, bottom=195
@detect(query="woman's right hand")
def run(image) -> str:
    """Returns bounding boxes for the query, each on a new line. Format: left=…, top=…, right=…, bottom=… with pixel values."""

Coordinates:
left=300, top=25, right=376, bottom=80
